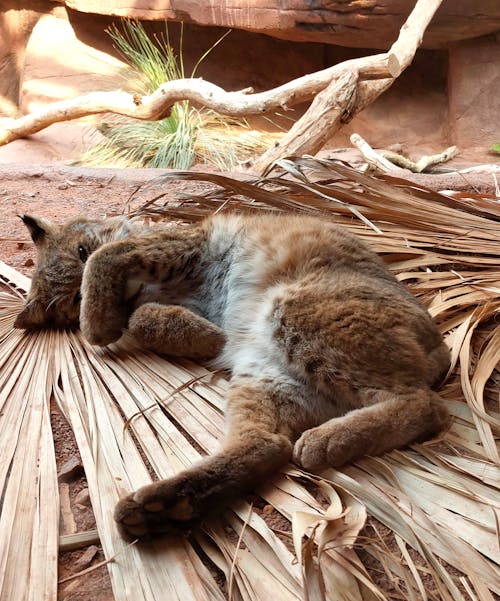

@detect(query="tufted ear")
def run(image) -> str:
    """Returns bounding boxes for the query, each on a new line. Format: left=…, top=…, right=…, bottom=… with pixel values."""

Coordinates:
left=13, top=299, right=45, bottom=329
left=18, top=214, right=56, bottom=246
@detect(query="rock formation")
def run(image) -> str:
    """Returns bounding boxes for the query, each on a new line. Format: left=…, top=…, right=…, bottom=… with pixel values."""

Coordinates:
left=54, top=0, right=500, bottom=48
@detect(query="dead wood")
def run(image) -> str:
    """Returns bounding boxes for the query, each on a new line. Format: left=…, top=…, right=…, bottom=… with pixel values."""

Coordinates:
left=255, top=71, right=359, bottom=175
left=350, top=133, right=409, bottom=175
left=382, top=146, right=459, bottom=172
left=0, top=55, right=392, bottom=146
left=351, top=133, right=459, bottom=174
left=0, top=0, right=443, bottom=174
left=253, top=0, right=444, bottom=173
left=59, top=529, right=100, bottom=553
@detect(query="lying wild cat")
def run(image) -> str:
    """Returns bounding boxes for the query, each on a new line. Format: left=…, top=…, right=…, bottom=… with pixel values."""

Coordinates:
left=15, top=212, right=450, bottom=540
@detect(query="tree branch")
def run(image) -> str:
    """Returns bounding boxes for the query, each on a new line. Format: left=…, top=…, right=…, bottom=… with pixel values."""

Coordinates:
left=0, top=54, right=392, bottom=146
left=256, top=71, right=360, bottom=175
left=0, top=0, right=443, bottom=175
left=253, top=0, right=444, bottom=173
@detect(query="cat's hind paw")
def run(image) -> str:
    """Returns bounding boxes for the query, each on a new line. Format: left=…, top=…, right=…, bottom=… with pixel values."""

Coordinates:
left=293, top=424, right=354, bottom=470
left=114, top=479, right=199, bottom=541
left=293, top=428, right=329, bottom=471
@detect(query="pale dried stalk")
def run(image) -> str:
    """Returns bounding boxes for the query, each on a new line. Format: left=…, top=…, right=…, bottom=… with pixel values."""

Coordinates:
left=253, top=0, right=444, bottom=172
left=350, top=133, right=408, bottom=174
left=382, top=146, right=459, bottom=172
left=59, top=529, right=100, bottom=552
left=0, top=286, right=59, bottom=601
left=53, top=332, right=225, bottom=601
left=0, top=54, right=392, bottom=147
left=353, top=136, right=462, bottom=175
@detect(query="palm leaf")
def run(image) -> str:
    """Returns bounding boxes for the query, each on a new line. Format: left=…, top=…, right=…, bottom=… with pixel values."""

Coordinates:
left=0, top=266, right=58, bottom=601
left=0, top=159, right=498, bottom=600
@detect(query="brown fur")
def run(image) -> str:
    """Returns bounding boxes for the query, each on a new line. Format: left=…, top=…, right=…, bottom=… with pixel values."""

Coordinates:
left=16, top=212, right=450, bottom=540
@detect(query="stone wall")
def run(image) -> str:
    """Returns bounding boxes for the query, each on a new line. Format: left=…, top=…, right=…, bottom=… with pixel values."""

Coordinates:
left=54, top=1, right=500, bottom=48
left=0, top=1, right=498, bottom=162
left=448, top=35, right=500, bottom=152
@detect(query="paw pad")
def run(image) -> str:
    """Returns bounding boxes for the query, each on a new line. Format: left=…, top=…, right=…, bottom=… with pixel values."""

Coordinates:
left=165, top=498, right=193, bottom=521
left=144, top=501, right=164, bottom=513
left=114, top=480, right=199, bottom=540
left=122, top=512, right=144, bottom=526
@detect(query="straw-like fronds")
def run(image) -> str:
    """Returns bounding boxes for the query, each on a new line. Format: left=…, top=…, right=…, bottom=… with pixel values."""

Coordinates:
left=0, top=266, right=59, bottom=601
left=0, top=159, right=498, bottom=600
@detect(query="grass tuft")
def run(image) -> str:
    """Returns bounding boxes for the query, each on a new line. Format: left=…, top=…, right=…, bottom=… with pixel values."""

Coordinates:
left=80, top=21, right=272, bottom=170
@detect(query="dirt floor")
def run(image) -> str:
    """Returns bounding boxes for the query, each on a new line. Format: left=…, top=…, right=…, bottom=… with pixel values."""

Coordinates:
left=0, top=162, right=498, bottom=601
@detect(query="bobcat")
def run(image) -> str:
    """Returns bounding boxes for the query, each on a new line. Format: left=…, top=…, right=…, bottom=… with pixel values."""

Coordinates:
left=15, top=212, right=450, bottom=540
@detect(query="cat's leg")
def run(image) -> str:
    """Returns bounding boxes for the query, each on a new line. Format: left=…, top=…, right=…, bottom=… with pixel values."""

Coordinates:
left=114, top=378, right=294, bottom=539
left=128, top=303, right=225, bottom=360
left=80, top=229, right=206, bottom=346
left=268, top=279, right=450, bottom=470
left=293, top=387, right=450, bottom=470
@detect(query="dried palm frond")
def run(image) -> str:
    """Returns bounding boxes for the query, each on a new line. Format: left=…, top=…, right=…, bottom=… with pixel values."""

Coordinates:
left=0, top=266, right=59, bottom=601
left=0, top=159, right=498, bottom=600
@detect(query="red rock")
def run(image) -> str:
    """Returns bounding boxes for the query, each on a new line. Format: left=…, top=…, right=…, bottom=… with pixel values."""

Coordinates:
left=448, top=35, right=500, bottom=152
left=75, top=487, right=91, bottom=508
left=72, top=545, right=99, bottom=572
left=54, top=1, right=500, bottom=49
left=58, top=456, right=84, bottom=483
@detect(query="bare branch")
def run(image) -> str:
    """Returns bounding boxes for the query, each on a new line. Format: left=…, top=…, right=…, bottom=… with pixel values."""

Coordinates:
left=0, top=0, right=444, bottom=175
left=350, top=133, right=409, bottom=175
left=254, top=71, right=360, bottom=174
left=253, top=0, right=444, bottom=173
left=0, top=54, right=391, bottom=146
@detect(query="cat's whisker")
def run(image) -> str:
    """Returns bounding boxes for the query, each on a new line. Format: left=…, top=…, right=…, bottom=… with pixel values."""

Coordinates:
left=45, top=293, right=65, bottom=312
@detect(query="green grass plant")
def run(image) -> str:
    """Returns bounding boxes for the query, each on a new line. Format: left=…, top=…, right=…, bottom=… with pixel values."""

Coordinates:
left=81, top=21, right=264, bottom=170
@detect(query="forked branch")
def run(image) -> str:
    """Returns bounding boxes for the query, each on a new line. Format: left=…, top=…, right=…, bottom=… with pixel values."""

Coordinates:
left=0, top=55, right=392, bottom=146
left=0, top=0, right=443, bottom=175
left=253, top=0, right=444, bottom=172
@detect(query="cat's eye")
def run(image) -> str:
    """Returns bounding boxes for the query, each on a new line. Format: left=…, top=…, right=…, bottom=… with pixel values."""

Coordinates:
left=78, top=245, right=88, bottom=263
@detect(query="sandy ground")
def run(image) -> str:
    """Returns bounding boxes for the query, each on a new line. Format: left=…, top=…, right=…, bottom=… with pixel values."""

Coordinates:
left=0, top=162, right=497, bottom=600
left=0, top=164, right=225, bottom=275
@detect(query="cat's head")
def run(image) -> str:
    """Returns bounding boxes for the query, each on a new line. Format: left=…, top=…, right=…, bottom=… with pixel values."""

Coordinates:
left=14, top=214, right=133, bottom=330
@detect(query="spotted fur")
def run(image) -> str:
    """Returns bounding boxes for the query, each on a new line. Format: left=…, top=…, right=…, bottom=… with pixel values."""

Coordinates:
left=17, top=212, right=450, bottom=540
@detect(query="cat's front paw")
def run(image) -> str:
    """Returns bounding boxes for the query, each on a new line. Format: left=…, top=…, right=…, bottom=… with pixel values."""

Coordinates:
left=80, top=310, right=125, bottom=346
left=79, top=246, right=130, bottom=346
left=114, top=478, right=199, bottom=541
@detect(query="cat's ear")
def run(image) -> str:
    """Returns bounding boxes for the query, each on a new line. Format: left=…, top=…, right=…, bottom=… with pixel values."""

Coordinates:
left=18, top=214, right=55, bottom=246
left=14, top=299, right=45, bottom=329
